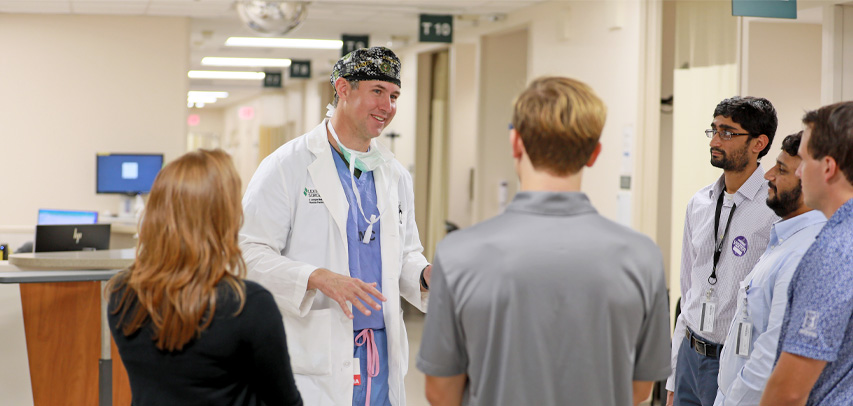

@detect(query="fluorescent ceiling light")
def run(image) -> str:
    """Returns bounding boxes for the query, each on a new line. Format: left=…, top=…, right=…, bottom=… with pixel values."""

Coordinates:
left=188, top=71, right=265, bottom=80
left=188, top=91, right=229, bottom=99
left=225, top=37, right=343, bottom=49
left=202, top=57, right=292, bottom=68
left=187, top=96, right=219, bottom=104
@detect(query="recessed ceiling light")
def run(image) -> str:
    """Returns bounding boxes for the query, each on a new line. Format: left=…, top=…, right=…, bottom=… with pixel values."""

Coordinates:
left=202, top=57, right=292, bottom=68
left=188, top=71, right=266, bottom=80
left=188, top=91, right=229, bottom=99
left=225, top=37, right=343, bottom=49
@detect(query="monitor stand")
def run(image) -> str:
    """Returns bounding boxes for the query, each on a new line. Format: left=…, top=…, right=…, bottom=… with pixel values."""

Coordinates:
left=118, top=194, right=145, bottom=220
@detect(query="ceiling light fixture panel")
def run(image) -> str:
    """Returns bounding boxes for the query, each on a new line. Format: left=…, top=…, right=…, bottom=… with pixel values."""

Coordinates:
left=201, top=57, right=292, bottom=67
left=225, top=37, right=343, bottom=49
left=188, top=70, right=266, bottom=80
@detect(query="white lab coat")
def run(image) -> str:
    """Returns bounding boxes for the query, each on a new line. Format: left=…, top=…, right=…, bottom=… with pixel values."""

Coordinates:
left=240, top=120, right=429, bottom=406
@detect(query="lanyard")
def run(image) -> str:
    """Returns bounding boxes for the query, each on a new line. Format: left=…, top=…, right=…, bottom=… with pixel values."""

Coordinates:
left=711, top=191, right=737, bottom=285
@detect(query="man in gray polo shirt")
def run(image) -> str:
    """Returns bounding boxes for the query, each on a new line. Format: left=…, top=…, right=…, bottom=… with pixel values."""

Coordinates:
left=416, top=76, right=672, bottom=406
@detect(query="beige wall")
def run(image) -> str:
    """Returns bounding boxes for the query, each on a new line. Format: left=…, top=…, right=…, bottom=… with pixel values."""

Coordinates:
left=745, top=21, right=822, bottom=151
left=0, top=14, right=189, bottom=224
left=446, top=43, right=478, bottom=228
left=843, top=5, right=853, bottom=99
left=476, top=29, right=528, bottom=221
left=187, top=107, right=225, bottom=150
left=526, top=1, right=643, bottom=222
left=0, top=14, right=190, bottom=406
left=390, top=0, right=649, bottom=227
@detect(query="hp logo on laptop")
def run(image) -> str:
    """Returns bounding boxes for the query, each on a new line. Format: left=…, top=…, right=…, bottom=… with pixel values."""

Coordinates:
left=73, top=228, right=83, bottom=244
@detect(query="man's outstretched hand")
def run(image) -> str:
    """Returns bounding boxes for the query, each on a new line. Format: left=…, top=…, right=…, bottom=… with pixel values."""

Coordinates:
left=307, top=268, right=387, bottom=319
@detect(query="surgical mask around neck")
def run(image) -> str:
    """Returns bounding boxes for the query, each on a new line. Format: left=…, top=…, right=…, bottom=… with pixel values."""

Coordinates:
left=327, top=118, right=385, bottom=244
left=326, top=117, right=388, bottom=173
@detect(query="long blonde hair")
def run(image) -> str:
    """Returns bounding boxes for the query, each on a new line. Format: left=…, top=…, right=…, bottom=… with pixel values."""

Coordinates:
left=107, top=149, right=247, bottom=351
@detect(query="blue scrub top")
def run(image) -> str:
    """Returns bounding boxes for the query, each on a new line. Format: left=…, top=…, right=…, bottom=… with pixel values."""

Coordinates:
left=331, top=144, right=385, bottom=330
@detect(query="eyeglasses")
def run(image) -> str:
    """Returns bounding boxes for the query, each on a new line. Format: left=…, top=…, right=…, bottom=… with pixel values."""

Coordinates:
left=705, top=129, right=751, bottom=140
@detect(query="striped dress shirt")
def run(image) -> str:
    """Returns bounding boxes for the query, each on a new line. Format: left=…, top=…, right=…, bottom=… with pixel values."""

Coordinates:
left=666, top=166, right=779, bottom=390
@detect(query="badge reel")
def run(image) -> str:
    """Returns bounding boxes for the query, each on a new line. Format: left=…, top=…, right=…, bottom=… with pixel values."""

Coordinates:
left=735, top=284, right=753, bottom=358
left=353, top=358, right=361, bottom=386
left=700, top=288, right=716, bottom=334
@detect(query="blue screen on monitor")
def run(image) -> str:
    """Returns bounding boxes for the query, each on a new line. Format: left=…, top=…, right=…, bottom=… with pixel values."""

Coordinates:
left=96, top=154, right=163, bottom=195
left=38, top=209, right=99, bottom=225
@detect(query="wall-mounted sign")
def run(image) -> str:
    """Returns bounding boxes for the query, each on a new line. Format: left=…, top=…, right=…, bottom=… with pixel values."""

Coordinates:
left=419, top=14, right=453, bottom=43
left=290, top=60, right=311, bottom=78
left=263, top=71, right=282, bottom=88
left=732, top=0, right=796, bottom=19
left=342, top=35, right=369, bottom=57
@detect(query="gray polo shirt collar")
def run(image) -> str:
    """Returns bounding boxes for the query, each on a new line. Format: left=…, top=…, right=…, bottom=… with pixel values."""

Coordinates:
left=506, top=191, right=598, bottom=217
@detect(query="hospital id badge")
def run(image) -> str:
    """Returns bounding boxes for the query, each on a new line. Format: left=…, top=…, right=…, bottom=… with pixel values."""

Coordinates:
left=700, top=297, right=716, bottom=333
left=735, top=320, right=752, bottom=358
left=353, top=358, right=361, bottom=386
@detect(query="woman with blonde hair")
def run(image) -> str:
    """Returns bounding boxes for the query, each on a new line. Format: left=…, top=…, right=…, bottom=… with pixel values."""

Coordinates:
left=107, top=149, right=302, bottom=406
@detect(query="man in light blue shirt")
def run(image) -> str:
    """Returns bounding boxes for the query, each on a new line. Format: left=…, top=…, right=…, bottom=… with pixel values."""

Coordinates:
left=714, top=132, right=826, bottom=406
left=762, top=102, right=853, bottom=405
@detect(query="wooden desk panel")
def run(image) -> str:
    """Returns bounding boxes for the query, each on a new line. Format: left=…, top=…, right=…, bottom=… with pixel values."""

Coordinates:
left=20, top=281, right=100, bottom=406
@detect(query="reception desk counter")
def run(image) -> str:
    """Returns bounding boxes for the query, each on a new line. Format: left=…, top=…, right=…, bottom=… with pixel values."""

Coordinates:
left=0, top=250, right=134, bottom=406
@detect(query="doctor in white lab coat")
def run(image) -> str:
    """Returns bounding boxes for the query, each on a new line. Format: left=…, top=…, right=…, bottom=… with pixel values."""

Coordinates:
left=239, top=47, right=431, bottom=406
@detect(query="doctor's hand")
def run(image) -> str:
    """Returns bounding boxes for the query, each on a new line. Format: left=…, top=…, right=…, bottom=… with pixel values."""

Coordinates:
left=666, top=391, right=673, bottom=406
left=307, top=268, right=387, bottom=319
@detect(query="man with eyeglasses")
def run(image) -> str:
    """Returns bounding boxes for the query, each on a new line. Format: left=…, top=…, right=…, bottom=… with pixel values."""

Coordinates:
left=667, top=96, right=780, bottom=406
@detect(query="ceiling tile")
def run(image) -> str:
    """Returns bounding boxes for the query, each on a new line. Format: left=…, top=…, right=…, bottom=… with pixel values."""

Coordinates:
left=0, top=1, right=71, bottom=13
left=147, top=1, right=234, bottom=17
left=71, top=1, right=148, bottom=14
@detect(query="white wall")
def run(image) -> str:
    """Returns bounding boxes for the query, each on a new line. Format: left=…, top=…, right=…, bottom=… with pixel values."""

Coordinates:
left=0, top=14, right=189, bottom=225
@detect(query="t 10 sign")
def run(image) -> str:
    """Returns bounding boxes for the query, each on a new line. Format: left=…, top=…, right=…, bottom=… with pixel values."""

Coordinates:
left=419, top=14, right=453, bottom=43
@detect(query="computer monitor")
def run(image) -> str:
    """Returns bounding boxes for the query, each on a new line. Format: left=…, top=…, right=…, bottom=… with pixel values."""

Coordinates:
left=38, top=209, right=99, bottom=225
left=96, top=153, right=163, bottom=195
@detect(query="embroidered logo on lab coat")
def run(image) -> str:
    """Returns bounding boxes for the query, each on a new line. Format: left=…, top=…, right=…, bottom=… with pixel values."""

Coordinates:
left=304, top=188, right=323, bottom=204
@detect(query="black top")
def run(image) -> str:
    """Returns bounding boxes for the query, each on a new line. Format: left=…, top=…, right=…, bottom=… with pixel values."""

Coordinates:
left=108, top=278, right=303, bottom=406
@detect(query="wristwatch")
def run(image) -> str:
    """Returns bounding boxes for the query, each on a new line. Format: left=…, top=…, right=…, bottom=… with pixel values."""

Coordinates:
left=419, top=267, right=429, bottom=291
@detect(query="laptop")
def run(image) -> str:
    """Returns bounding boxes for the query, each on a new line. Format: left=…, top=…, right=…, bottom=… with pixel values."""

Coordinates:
left=35, top=224, right=111, bottom=253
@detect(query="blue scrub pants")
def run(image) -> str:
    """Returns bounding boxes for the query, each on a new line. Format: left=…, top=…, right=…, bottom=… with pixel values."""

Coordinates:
left=674, top=334, right=720, bottom=406
left=353, top=328, right=390, bottom=406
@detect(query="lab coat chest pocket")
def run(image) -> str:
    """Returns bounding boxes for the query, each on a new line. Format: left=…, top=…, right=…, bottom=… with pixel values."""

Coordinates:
left=283, top=309, right=332, bottom=376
